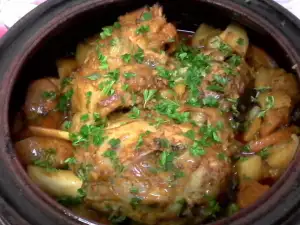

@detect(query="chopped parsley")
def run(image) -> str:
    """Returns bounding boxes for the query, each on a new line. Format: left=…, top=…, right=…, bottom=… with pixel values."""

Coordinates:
left=63, top=121, right=72, bottom=130
left=159, top=151, right=177, bottom=171
left=257, top=96, right=275, bottom=118
left=64, top=157, right=77, bottom=165
left=42, top=91, right=56, bottom=100
left=136, top=25, right=150, bottom=35
left=33, top=148, right=57, bottom=172
left=99, top=80, right=116, bottom=96
left=217, top=152, right=228, bottom=161
left=97, top=51, right=109, bottom=70
left=143, top=89, right=157, bottom=107
left=129, top=107, right=140, bottom=119
left=237, top=38, right=245, bottom=46
left=175, top=44, right=212, bottom=106
left=124, top=72, right=136, bottom=79
left=184, top=130, right=196, bottom=140
left=134, top=47, right=144, bottom=64
left=135, top=130, right=151, bottom=150
left=203, top=195, right=221, bottom=218
left=113, top=21, right=121, bottom=29
left=57, top=89, right=74, bottom=112
left=141, top=12, right=152, bottom=21
left=61, top=77, right=73, bottom=89
left=121, top=53, right=131, bottom=63
left=86, top=73, right=101, bottom=81
left=100, top=26, right=113, bottom=39
left=130, top=187, right=139, bottom=194
left=258, top=147, right=271, bottom=159
left=110, top=37, right=119, bottom=46
left=228, top=54, right=242, bottom=67
left=108, top=138, right=121, bottom=149
left=103, top=149, right=124, bottom=173
left=80, top=114, right=89, bottom=122
left=202, top=96, right=219, bottom=107
left=57, top=188, right=86, bottom=207
left=77, top=164, right=93, bottom=181
left=69, top=124, right=106, bottom=147
left=155, top=99, right=190, bottom=124
left=130, top=196, right=142, bottom=210
left=85, top=91, right=92, bottom=107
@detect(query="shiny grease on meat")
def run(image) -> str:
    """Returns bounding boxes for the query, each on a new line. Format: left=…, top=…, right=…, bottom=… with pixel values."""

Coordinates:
left=13, top=4, right=300, bottom=225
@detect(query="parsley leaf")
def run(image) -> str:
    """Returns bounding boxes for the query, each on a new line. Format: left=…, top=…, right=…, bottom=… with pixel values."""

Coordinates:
left=237, top=38, right=245, bottom=46
left=64, top=157, right=77, bottom=165
left=33, top=148, right=57, bottom=172
left=143, top=89, right=157, bottom=107
left=129, top=107, right=140, bottom=119
left=136, top=25, right=150, bottom=35
left=108, top=138, right=121, bottom=149
left=124, top=72, right=136, bottom=79
left=155, top=99, right=190, bottom=124
left=57, top=89, right=74, bottom=112
left=100, top=26, right=113, bottom=39
left=257, top=96, right=275, bottom=118
left=202, top=96, right=219, bottom=107
left=80, top=114, right=89, bottom=122
left=86, top=73, right=101, bottom=81
left=42, top=91, right=56, bottom=100
left=130, top=197, right=142, bottom=209
left=141, top=12, right=152, bottom=21
left=159, top=151, right=177, bottom=171
left=103, top=150, right=124, bottom=173
left=121, top=53, right=131, bottom=63
left=134, top=48, right=144, bottom=64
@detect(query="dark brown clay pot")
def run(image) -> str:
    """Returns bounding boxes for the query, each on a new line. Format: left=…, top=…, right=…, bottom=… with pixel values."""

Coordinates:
left=0, top=0, right=300, bottom=225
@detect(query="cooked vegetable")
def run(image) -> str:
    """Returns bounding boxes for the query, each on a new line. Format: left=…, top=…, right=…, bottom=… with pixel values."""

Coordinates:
left=15, top=136, right=73, bottom=168
left=249, top=127, right=297, bottom=152
left=266, top=135, right=299, bottom=169
left=13, top=4, right=300, bottom=225
left=28, top=126, right=70, bottom=141
left=237, top=180, right=270, bottom=209
left=24, top=78, right=62, bottom=129
left=236, top=155, right=263, bottom=181
left=56, top=58, right=78, bottom=79
left=246, top=45, right=277, bottom=69
left=192, top=23, right=221, bottom=47
left=28, top=166, right=82, bottom=197
left=219, top=23, right=249, bottom=56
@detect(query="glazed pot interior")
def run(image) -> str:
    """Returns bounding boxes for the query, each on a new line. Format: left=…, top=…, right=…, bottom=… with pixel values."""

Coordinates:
left=5, top=0, right=300, bottom=225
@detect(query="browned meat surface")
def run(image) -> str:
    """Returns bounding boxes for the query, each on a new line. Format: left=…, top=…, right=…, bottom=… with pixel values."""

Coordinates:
left=14, top=4, right=300, bottom=225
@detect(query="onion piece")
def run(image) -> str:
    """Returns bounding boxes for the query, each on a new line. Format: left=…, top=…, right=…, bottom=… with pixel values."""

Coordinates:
left=29, top=126, right=70, bottom=141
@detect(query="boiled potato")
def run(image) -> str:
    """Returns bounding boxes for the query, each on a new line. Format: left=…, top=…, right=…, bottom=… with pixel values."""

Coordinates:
left=56, top=58, right=78, bottom=79
left=236, top=155, right=262, bottom=181
left=237, top=180, right=269, bottom=209
left=266, top=134, right=299, bottom=169
left=24, top=78, right=62, bottom=129
left=192, top=23, right=221, bottom=48
left=76, top=43, right=93, bottom=65
left=243, top=117, right=262, bottom=142
left=260, top=108, right=289, bottom=137
left=15, top=136, right=73, bottom=168
left=220, top=23, right=249, bottom=56
left=246, top=45, right=277, bottom=69
left=257, top=91, right=291, bottom=109
left=255, top=68, right=299, bottom=101
left=28, top=165, right=82, bottom=197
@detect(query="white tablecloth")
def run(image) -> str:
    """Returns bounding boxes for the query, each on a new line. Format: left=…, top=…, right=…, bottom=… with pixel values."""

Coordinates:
left=0, top=0, right=298, bottom=38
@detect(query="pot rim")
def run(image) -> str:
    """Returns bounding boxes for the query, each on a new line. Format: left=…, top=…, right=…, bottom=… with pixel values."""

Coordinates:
left=0, top=0, right=300, bottom=225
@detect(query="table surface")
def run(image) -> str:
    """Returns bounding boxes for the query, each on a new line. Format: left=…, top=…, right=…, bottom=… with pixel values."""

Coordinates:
left=0, top=0, right=299, bottom=38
